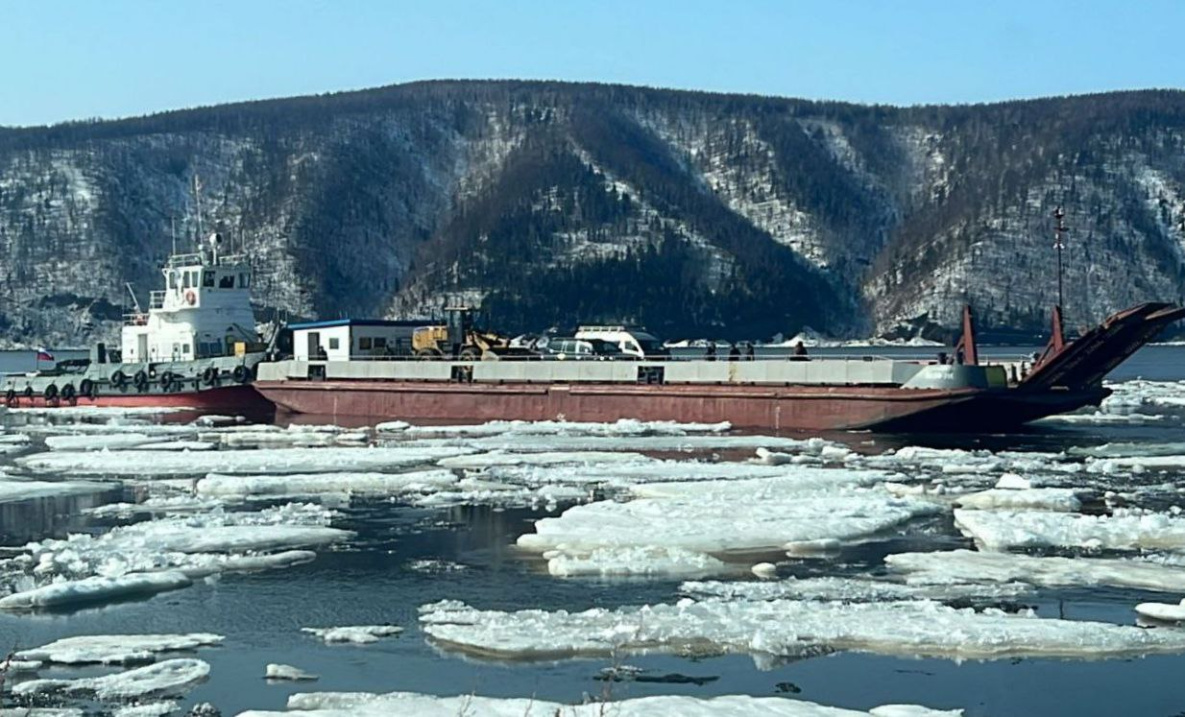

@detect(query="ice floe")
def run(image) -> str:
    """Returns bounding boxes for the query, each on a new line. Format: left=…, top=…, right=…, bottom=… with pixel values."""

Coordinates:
left=389, top=418, right=732, bottom=438
left=1034, top=410, right=1165, bottom=426
left=1104, top=380, right=1185, bottom=411
left=112, top=703, right=179, bottom=717
left=2, top=503, right=347, bottom=601
left=9, top=406, right=184, bottom=417
left=17, top=445, right=475, bottom=476
left=195, top=469, right=458, bottom=498
left=751, top=562, right=778, bottom=578
left=0, top=478, right=113, bottom=504
left=238, top=690, right=962, bottom=716
left=301, top=625, right=403, bottom=644
left=1135, top=599, right=1185, bottom=622
left=517, top=473, right=936, bottom=572
left=473, top=458, right=790, bottom=488
left=0, top=571, right=192, bottom=610
left=419, top=597, right=1185, bottom=661
left=681, top=575, right=1031, bottom=602
left=887, top=549, right=1185, bottom=594
left=15, top=633, right=223, bottom=665
left=951, top=488, right=1086, bottom=512
left=44, top=433, right=178, bottom=451
left=215, top=428, right=369, bottom=449
left=265, top=663, right=318, bottom=681
left=437, top=450, right=647, bottom=469
left=544, top=546, right=730, bottom=578
left=12, top=658, right=209, bottom=699
left=954, top=509, right=1185, bottom=552
left=419, top=433, right=830, bottom=454
left=1087, top=454, right=1185, bottom=474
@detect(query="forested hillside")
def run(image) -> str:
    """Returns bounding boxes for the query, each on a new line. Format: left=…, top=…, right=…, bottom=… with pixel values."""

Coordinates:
left=1, top=80, right=1183, bottom=347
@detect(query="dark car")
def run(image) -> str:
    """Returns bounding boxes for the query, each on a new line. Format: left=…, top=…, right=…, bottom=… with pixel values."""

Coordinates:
left=533, top=336, right=625, bottom=360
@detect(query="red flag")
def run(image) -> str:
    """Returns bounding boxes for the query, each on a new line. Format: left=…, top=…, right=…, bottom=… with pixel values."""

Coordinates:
left=36, top=348, right=54, bottom=362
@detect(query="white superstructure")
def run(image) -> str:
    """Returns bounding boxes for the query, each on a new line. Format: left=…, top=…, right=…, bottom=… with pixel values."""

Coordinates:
left=121, top=235, right=257, bottom=363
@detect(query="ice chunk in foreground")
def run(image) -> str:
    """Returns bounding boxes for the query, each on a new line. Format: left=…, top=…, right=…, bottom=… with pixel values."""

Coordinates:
left=887, top=549, right=1185, bottom=594
left=16, top=633, right=223, bottom=665
left=195, top=469, right=458, bottom=498
left=17, top=445, right=475, bottom=476
left=419, top=597, right=1185, bottom=661
left=266, top=663, right=319, bottom=681
left=237, top=690, right=961, bottom=716
left=12, top=658, right=209, bottom=699
left=954, top=509, right=1185, bottom=552
left=0, top=571, right=192, bottom=610
left=301, top=625, right=403, bottom=644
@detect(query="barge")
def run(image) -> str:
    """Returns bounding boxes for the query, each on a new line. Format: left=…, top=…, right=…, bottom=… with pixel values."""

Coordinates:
left=254, top=302, right=1184, bottom=432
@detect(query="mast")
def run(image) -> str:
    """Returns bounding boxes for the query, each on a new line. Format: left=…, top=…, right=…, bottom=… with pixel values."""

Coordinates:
left=1053, top=206, right=1067, bottom=314
left=193, top=174, right=204, bottom=250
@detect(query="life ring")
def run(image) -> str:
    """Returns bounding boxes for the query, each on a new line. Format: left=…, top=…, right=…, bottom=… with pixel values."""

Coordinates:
left=79, top=378, right=94, bottom=396
left=44, top=383, right=59, bottom=400
left=184, top=290, right=197, bottom=306
left=160, top=371, right=175, bottom=389
left=202, top=366, right=218, bottom=385
left=133, top=370, right=149, bottom=392
left=22, top=386, right=33, bottom=398
left=232, top=365, right=249, bottom=383
left=61, top=383, right=76, bottom=401
left=110, top=370, right=127, bottom=388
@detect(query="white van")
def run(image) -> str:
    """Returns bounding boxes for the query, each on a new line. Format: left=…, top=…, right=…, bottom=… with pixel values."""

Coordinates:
left=574, top=325, right=668, bottom=358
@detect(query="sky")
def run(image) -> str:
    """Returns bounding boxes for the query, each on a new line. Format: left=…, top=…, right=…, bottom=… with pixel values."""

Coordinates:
left=1, top=1, right=1182, bottom=127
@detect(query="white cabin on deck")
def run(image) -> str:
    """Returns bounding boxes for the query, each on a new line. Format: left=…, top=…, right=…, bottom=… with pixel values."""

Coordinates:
left=121, top=237, right=258, bottom=363
left=290, top=319, right=427, bottom=361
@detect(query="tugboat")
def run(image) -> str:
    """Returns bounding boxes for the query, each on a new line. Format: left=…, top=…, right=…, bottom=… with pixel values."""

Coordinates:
left=2, top=234, right=272, bottom=413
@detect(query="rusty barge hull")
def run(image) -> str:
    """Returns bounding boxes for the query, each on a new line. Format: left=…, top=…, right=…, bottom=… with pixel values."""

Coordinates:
left=254, top=379, right=1098, bottom=432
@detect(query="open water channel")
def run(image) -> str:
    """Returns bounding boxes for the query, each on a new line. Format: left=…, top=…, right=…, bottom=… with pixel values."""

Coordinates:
left=1, top=347, right=1185, bottom=715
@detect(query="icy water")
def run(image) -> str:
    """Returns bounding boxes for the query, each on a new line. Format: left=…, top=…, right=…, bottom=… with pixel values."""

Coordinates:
left=0, top=346, right=1184, bottom=715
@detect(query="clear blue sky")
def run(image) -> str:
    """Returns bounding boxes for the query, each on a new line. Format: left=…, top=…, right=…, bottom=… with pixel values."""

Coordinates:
left=2, top=0, right=1181, bottom=127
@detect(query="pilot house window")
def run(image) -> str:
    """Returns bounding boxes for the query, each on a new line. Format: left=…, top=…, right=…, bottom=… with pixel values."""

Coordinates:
left=329, top=338, right=340, bottom=350
left=359, top=337, right=373, bottom=350
left=202, top=271, right=215, bottom=288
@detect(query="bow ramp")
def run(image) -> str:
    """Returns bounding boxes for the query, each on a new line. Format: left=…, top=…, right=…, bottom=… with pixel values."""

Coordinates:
left=1020, top=302, right=1185, bottom=392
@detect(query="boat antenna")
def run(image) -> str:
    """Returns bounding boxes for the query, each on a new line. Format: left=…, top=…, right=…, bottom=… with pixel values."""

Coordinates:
left=1053, top=206, right=1067, bottom=313
left=193, top=174, right=204, bottom=250
left=170, top=215, right=177, bottom=256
